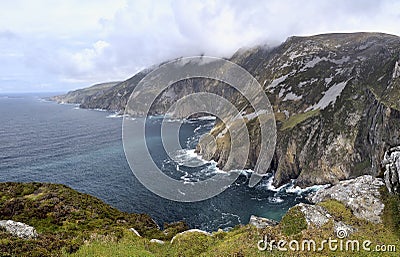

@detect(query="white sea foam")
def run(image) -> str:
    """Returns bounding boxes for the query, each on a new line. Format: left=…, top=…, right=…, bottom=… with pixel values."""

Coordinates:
left=37, top=98, right=52, bottom=103
left=93, top=108, right=108, bottom=112
left=260, top=174, right=330, bottom=194
left=221, top=212, right=241, bottom=224
left=263, top=175, right=289, bottom=192
left=196, top=116, right=217, bottom=121
left=286, top=183, right=330, bottom=195
left=173, top=149, right=208, bottom=166
left=268, top=196, right=284, bottom=203
left=106, top=113, right=125, bottom=118
left=194, top=125, right=203, bottom=133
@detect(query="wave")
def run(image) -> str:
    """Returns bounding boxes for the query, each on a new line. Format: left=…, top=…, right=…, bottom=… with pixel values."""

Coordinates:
left=106, top=113, right=125, bottom=119
left=170, top=149, right=229, bottom=183
left=267, top=196, right=284, bottom=203
left=261, top=174, right=289, bottom=192
left=93, top=108, right=108, bottom=112
left=285, top=183, right=330, bottom=195
left=37, top=98, right=53, bottom=103
left=261, top=174, right=330, bottom=194
left=59, top=102, right=79, bottom=106
left=196, top=116, right=217, bottom=121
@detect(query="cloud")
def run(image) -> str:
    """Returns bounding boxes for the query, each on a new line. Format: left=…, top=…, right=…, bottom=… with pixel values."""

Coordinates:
left=0, top=0, right=400, bottom=92
left=0, top=30, right=18, bottom=40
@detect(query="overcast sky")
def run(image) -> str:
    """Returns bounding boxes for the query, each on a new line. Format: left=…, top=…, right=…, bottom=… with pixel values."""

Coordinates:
left=1, top=0, right=399, bottom=93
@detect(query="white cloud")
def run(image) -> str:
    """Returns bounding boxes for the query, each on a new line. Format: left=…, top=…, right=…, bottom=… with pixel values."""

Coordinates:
left=0, top=0, right=399, bottom=92
left=68, top=40, right=110, bottom=73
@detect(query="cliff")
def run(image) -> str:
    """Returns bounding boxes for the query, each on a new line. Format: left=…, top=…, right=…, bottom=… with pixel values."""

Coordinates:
left=53, top=32, right=400, bottom=188
left=50, top=82, right=121, bottom=105
left=2, top=180, right=398, bottom=256
left=0, top=182, right=187, bottom=256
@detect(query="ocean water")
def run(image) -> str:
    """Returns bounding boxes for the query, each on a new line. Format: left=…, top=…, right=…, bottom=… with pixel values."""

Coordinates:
left=0, top=93, right=316, bottom=231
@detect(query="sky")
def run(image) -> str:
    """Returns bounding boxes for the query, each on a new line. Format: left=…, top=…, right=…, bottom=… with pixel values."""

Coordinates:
left=1, top=0, right=400, bottom=93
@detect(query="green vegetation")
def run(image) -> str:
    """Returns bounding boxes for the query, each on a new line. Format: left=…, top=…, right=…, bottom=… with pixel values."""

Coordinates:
left=279, top=206, right=307, bottom=236
left=380, top=187, right=400, bottom=237
left=1, top=183, right=400, bottom=256
left=280, top=109, right=320, bottom=131
left=70, top=188, right=400, bottom=257
left=71, top=225, right=266, bottom=257
left=0, top=182, right=186, bottom=256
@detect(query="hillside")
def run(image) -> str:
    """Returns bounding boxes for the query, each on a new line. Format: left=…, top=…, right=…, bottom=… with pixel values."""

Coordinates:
left=0, top=182, right=187, bottom=256
left=52, top=32, right=400, bottom=188
left=50, top=82, right=121, bottom=105
left=1, top=179, right=399, bottom=256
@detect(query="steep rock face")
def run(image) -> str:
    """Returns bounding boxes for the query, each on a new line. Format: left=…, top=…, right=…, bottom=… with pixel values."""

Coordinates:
left=200, top=32, right=400, bottom=187
left=50, top=82, right=120, bottom=105
left=53, top=32, right=400, bottom=188
left=307, top=175, right=385, bottom=223
left=248, top=215, right=278, bottom=229
left=54, top=66, right=239, bottom=117
left=383, top=146, right=400, bottom=194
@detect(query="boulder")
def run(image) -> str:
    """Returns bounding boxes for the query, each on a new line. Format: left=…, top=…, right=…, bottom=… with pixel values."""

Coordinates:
left=150, top=239, right=164, bottom=244
left=307, top=175, right=385, bottom=223
left=297, top=203, right=332, bottom=227
left=383, top=146, right=400, bottom=195
left=129, top=228, right=142, bottom=237
left=0, top=220, right=38, bottom=239
left=170, top=229, right=211, bottom=244
left=334, top=221, right=357, bottom=238
left=249, top=215, right=278, bottom=229
left=296, top=203, right=356, bottom=237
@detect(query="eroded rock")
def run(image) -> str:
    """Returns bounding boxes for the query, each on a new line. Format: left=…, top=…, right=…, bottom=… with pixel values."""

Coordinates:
left=383, top=146, right=400, bottom=195
left=150, top=239, right=164, bottom=244
left=249, top=215, right=278, bottom=229
left=307, top=175, right=385, bottom=223
left=0, top=220, right=38, bottom=239
left=297, top=203, right=332, bottom=227
left=129, top=228, right=141, bottom=237
left=334, top=221, right=357, bottom=238
left=170, top=229, right=211, bottom=244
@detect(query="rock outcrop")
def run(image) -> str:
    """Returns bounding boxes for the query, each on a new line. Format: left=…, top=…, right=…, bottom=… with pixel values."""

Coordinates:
left=296, top=203, right=357, bottom=237
left=307, top=175, right=385, bottom=223
left=150, top=239, right=165, bottom=244
left=52, top=32, right=400, bottom=188
left=297, top=203, right=332, bottom=227
left=0, top=220, right=38, bottom=239
left=129, top=228, right=142, bottom=237
left=393, top=59, right=400, bottom=79
left=50, top=82, right=120, bottom=105
left=170, top=229, right=211, bottom=244
left=383, top=146, right=400, bottom=194
left=249, top=215, right=278, bottom=229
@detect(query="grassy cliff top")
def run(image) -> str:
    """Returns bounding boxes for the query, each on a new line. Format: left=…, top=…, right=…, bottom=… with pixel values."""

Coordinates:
left=1, top=182, right=399, bottom=256
left=0, top=182, right=187, bottom=256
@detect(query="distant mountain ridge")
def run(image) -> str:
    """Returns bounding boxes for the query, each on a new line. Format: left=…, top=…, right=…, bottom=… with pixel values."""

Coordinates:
left=51, top=81, right=121, bottom=105
left=52, top=32, right=400, bottom=188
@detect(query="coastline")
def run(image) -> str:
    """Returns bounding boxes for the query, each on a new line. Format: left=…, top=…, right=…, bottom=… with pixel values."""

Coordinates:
left=1, top=176, right=398, bottom=256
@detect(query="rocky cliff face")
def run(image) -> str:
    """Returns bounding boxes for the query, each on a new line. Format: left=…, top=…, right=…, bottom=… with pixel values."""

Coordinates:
left=223, top=32, right=400, bottom=187
left=383, top=146, right=400, bottom=194
left=51, top=81, right=120, bottom=105
left=53, top=32, right=400, bottom=188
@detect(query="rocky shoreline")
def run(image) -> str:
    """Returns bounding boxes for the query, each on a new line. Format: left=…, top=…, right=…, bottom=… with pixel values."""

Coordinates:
left=1, top=174, right=399, bottom=256
left=52, top=32, right=400, bottom=189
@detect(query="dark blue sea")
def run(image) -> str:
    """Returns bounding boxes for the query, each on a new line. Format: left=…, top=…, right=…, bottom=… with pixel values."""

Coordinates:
left=0, top=93, right=317, bottom=231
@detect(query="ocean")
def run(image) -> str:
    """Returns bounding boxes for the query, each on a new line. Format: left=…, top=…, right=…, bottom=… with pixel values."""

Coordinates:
left=0, top=93, right=316, bottom=231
